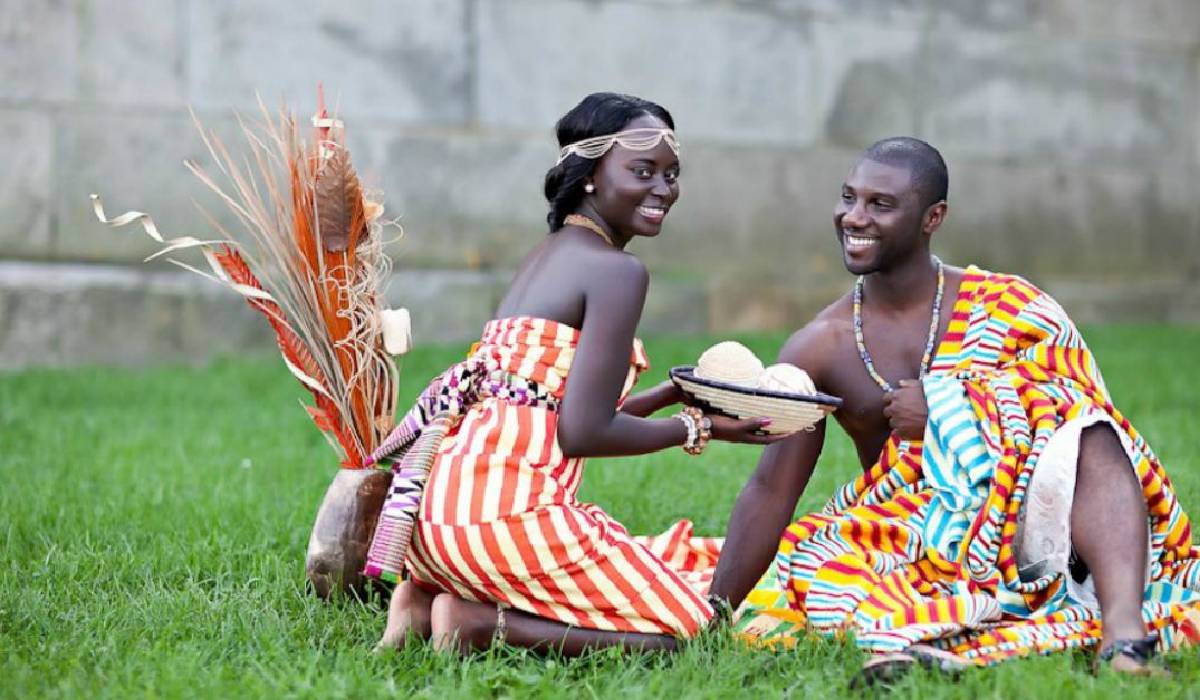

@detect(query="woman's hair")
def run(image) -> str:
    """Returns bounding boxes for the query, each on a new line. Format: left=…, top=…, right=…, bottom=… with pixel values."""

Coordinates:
left=543, top=92, right=675, bottom=231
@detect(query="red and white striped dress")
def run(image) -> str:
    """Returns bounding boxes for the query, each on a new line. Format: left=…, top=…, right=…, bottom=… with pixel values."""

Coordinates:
left=405, top=316, right=717, bottom=637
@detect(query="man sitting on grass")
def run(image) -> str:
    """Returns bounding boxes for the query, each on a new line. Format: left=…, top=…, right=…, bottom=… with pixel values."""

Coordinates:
left=708, top=137, right=1200, bottom=678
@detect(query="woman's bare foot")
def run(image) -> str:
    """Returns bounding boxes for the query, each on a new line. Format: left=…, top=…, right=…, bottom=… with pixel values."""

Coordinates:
left=373, top=581, right=436, bottom=653
left=429, top=593, right=499, bottom=654
left=426, top=593, right=682, bottom=656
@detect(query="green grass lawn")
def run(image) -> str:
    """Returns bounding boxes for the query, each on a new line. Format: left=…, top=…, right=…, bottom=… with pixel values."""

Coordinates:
left=2, top=325, right=1199, bottom=698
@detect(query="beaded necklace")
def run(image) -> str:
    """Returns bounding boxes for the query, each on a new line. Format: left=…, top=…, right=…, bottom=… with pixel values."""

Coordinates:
left=564, top=214, right=615, bottom=247
left=853, top=256, right=944, bottom=393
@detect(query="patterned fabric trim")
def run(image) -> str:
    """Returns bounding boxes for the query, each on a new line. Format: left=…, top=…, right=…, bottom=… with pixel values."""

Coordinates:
left=364, top=414, right=452, bottom=581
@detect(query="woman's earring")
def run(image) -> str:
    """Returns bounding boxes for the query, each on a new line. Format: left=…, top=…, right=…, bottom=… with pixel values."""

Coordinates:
left=583, top=183, right=595, bottom=194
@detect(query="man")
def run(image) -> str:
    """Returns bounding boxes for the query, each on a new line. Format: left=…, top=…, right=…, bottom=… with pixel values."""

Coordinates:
left=708, top=137, right=1200, bottom=677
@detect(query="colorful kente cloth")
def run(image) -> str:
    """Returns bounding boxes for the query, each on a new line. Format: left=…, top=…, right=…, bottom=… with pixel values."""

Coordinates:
left=734, top=267, right=1200, bottom=664
left=369, top=316, right=717, bottom=637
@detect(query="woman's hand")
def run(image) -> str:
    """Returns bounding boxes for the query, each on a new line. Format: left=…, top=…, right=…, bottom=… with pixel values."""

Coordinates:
left=708, top=414, right=791, bottom=445
left=882, top=378, right=928, bottom=441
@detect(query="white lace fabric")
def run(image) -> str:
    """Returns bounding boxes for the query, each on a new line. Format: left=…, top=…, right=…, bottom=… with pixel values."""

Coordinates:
left=1016, top=413, right=1152, bottom=608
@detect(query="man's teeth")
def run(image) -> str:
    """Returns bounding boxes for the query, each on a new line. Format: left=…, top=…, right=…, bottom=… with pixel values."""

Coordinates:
left=845, top=234, right=876, bottom=247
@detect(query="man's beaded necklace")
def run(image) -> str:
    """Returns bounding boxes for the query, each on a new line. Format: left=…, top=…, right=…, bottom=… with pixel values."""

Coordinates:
left=853, top=257, right=945, bottom=393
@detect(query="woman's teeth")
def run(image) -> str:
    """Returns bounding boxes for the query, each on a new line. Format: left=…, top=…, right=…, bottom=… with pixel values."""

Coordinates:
left=638, top=205, right=666, bottom=220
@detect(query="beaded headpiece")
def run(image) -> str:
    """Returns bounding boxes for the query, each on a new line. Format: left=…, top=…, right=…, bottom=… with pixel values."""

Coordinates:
left=556, top=127, right=680, bottom=165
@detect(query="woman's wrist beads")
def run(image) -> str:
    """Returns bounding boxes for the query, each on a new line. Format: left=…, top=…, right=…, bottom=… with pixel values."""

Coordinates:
left=674, top=406, right=711, bottom=455
left=693, top=413, right=712, bottom=455
left=673, top=410, right=697, bottom=449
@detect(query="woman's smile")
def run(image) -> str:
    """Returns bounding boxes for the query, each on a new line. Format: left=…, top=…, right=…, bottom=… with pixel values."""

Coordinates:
left=637, top=204, right=668, bottom=224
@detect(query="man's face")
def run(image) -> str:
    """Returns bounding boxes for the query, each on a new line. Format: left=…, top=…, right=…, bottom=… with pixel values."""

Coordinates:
left=833, top=158, right=927, bottom=275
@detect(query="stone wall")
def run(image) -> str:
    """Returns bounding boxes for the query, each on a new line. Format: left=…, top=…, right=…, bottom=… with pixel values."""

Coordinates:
left=2, top=0, right=1198, bottom=367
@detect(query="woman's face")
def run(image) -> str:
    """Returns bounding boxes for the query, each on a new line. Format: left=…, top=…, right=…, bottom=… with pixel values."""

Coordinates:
left=586, top=114, right=681, bottom=240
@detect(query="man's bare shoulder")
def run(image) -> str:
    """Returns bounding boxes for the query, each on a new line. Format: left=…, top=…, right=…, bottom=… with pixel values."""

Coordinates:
left=776, top=293, right=853, bottom=376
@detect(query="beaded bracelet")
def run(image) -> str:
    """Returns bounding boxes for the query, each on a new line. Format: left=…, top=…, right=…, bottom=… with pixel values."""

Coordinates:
left=673, top=410, right=698, bottom=451
left=679, top=406, right=710, bottom=456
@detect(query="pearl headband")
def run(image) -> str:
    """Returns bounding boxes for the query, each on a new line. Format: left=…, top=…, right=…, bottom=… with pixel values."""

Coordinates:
left=556, top=127, right=680, bottom=165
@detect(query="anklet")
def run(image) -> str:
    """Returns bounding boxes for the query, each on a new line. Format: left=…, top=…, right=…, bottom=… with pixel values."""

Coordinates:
left=707, top=594, right=734, bottom=627
left=494, top=603, right=508, bottom=644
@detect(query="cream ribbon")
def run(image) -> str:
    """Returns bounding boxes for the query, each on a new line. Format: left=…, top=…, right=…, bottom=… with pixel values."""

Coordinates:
left=89, top=193, right=332, bottom=398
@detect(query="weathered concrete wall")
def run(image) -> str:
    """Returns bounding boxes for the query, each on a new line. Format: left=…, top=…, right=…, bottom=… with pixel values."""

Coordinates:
left=2, top=0, right=1198, bottom=367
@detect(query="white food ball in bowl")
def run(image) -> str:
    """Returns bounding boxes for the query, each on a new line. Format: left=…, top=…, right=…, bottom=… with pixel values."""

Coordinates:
left=695, top=341, right=764, bottom=386
left=757, top=362, right=816, bottom=395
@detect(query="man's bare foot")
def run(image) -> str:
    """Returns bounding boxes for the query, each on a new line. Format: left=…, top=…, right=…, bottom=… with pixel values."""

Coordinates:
left=1095, top=633, right=1170, bottom=677
left=373, top=581, right=436, bottom=653
left=429, top=593, right=499, bottom=654
left=850, top=645, right=972, bottom=689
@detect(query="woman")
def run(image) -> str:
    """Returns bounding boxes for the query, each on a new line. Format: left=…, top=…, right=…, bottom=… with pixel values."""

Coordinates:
left=375, top=93, right=786, bottom=655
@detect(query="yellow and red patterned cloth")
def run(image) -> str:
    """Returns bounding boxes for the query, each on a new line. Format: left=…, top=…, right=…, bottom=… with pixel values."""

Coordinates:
left=734, top=267, right=1200, bottom=663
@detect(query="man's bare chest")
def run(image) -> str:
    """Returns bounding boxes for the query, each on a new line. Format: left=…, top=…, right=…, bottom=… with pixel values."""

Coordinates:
left=821, top=327, right=929, bottom=459
left=828, top=322, right=928, bottom=405
left=828, top=372, right=890, bottom=443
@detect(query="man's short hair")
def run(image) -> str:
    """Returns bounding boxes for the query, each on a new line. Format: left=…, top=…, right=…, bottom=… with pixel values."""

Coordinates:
left=862, top=137, right=948, bottom=209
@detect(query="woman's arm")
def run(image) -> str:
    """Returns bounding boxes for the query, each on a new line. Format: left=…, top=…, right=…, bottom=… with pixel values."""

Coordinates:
left=555, top=254, right=690, bottom=457
left=555, top=252, right=785, bottom=458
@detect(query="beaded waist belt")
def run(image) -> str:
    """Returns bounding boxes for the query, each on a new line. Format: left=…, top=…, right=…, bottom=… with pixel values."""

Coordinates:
left=476, top=371, right=559, bottom=412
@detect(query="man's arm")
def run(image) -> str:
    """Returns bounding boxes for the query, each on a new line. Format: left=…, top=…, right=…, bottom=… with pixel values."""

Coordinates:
left=708, top=323, right=832, bottom=608
left=708, top=420, right=825, bottom=608
left=619, top=380, right=684, bottom=418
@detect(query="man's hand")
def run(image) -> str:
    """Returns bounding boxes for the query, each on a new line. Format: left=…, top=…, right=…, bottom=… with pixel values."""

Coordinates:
left=882, top=378, right=928, bottom=441
left=619, top=380, right=686, bottom=417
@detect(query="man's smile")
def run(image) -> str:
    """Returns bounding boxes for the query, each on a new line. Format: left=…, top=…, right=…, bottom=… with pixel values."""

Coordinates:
left=843, top=232, right=878, bottom=250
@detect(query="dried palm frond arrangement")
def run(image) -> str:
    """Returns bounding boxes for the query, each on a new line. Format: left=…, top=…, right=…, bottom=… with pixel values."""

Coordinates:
left=92, top=90, right=409, bottom=469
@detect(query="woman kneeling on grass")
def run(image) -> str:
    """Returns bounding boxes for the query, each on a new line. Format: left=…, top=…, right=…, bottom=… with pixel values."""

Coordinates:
left=372, top=92, right=788, bottom=655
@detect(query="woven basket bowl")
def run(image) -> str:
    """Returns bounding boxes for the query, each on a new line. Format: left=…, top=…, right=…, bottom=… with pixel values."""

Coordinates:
left=669, top=366, right=842, bottom=434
